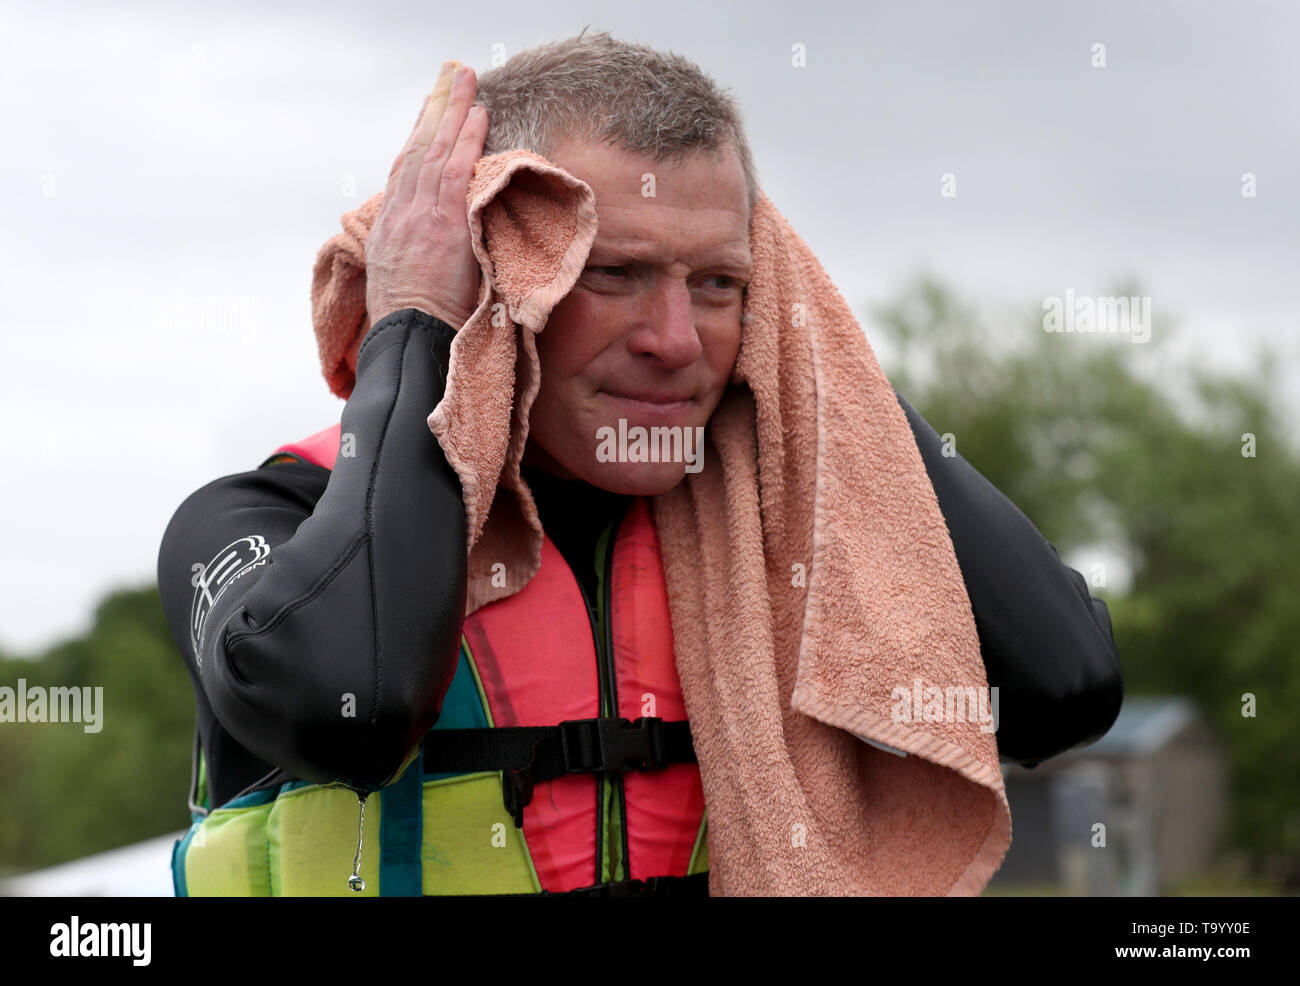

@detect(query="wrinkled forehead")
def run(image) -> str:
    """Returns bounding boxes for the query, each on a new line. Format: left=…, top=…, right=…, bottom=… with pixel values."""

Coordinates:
left=588, top=219, right=754, bottom=278
left=551, top=137, right=753, bottom=268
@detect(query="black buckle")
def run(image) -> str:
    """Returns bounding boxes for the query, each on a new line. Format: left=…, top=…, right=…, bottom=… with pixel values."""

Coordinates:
left=501, top=749, right=539, bottom=829
left=501, top=718, right=671, bottom=830
left=559, top=717, right=668, bottom=773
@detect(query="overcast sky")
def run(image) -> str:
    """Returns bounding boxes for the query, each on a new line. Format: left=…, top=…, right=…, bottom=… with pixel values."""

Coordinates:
left=2, top=0, right=1296, bottom=653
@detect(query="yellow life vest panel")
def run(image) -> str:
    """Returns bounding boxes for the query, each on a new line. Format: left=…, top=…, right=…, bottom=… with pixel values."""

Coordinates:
left=171, top=423, right=709, bottom=896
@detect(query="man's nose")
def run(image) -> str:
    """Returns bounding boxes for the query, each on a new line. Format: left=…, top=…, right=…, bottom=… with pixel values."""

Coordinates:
left=628, top=277, right=703, bottom=369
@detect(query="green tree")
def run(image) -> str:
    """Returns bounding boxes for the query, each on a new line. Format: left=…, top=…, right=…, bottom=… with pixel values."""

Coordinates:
left=874, top=274, right=1300, bottom=879
left=0, top=584, right=193, bottom=876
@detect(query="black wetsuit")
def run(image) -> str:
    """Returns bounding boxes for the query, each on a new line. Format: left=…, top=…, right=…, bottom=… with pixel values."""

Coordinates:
left=156, top=308, right=1123, bottom=811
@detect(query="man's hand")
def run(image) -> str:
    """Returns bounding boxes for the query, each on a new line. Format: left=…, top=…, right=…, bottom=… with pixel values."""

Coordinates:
left=364, top=60, right=489, bottom=330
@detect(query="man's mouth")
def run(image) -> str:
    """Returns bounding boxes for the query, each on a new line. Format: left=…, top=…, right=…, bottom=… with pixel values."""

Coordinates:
left=600, top=389, right=694, bottom=415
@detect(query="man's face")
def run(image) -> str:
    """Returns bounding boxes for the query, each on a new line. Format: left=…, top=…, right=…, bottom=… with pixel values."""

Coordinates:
left=519, top=138, right=752, bottom=495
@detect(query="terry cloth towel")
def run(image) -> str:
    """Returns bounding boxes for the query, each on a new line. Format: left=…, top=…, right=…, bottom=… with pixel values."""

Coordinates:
left=309, top=149, right=1012, bottom=896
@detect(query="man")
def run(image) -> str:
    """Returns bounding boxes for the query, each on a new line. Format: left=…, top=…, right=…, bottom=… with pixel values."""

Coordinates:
left=157, top=33, right=1121, bottom=896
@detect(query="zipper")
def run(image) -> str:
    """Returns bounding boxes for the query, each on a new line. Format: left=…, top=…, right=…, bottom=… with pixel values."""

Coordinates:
left=569, top=562, right=606, bottom=885
left=600, top=507, right=631, bottom=882
left=558, top=501, right=632, bottom=886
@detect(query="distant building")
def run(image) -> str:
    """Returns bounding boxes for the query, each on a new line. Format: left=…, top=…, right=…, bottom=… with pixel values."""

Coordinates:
left=990, top=695, right=1227, bottom=895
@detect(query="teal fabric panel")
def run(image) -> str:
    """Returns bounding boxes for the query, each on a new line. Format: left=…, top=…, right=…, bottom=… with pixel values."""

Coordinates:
left=426, top=642, right=489, bottom=781
left=379, top=756, right=424, bottom=896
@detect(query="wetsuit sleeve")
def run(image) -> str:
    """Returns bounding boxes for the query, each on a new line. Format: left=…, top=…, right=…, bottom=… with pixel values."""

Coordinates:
left=895, top=390, right=1124, bottom=768
left=156, top=309, right=467, bottom=796
left=158, top=459, right=330, bottom=810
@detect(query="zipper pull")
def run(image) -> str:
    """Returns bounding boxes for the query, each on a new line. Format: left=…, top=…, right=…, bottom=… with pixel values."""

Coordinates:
left=348, top=792, right=368, bottom=892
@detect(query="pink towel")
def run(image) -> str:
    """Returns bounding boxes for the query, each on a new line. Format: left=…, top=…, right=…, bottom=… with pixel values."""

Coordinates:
left=310, top=150, right=1012, bottom=895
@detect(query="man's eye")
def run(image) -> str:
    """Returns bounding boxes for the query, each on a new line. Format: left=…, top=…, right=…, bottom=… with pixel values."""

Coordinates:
left=701, top=275, right=742, bottom=292
left=587, top=265, right=627, bottom=278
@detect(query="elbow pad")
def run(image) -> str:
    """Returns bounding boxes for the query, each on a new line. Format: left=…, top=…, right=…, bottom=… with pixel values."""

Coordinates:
left=894, top=389, right=1124, bottom=767
left=200, top=310, right=467, bottom=794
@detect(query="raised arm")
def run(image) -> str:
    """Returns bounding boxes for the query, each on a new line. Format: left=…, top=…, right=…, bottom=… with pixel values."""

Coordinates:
left=157, top=309, right=467, bottom=797
left=895, top=389, right=1124, bottom=767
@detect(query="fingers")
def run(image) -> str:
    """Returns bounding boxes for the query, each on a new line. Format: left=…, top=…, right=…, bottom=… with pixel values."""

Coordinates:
left=409, top=92, right=432, bottom=137
left=382, top=94, right=430, bottom=200
left=412, top=64, right=482, bottom=209
left=435, top=102, right=489, bottom=215
left=386, top=60, right=459, bottom=206
left=412, top=61, right=459, bottom=156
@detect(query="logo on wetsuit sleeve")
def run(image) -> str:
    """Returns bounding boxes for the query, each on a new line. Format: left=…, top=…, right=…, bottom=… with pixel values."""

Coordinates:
left=189, top=535, right=271, bottom=668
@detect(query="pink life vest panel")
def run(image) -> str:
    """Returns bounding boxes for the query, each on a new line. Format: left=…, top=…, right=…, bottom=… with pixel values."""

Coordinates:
left=271, top=422, right=706, bottom=890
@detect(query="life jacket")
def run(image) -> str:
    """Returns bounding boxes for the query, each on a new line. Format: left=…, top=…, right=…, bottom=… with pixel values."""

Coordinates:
left=171, top=423, right=709, bottom=896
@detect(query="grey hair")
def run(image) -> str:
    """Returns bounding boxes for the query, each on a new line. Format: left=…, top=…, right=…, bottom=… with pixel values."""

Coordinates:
left=474, top=29, right=759, bottom=214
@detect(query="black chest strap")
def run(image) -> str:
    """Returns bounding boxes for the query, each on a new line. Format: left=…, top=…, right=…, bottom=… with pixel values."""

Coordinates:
left=422, top=716, right=696, bottom=827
